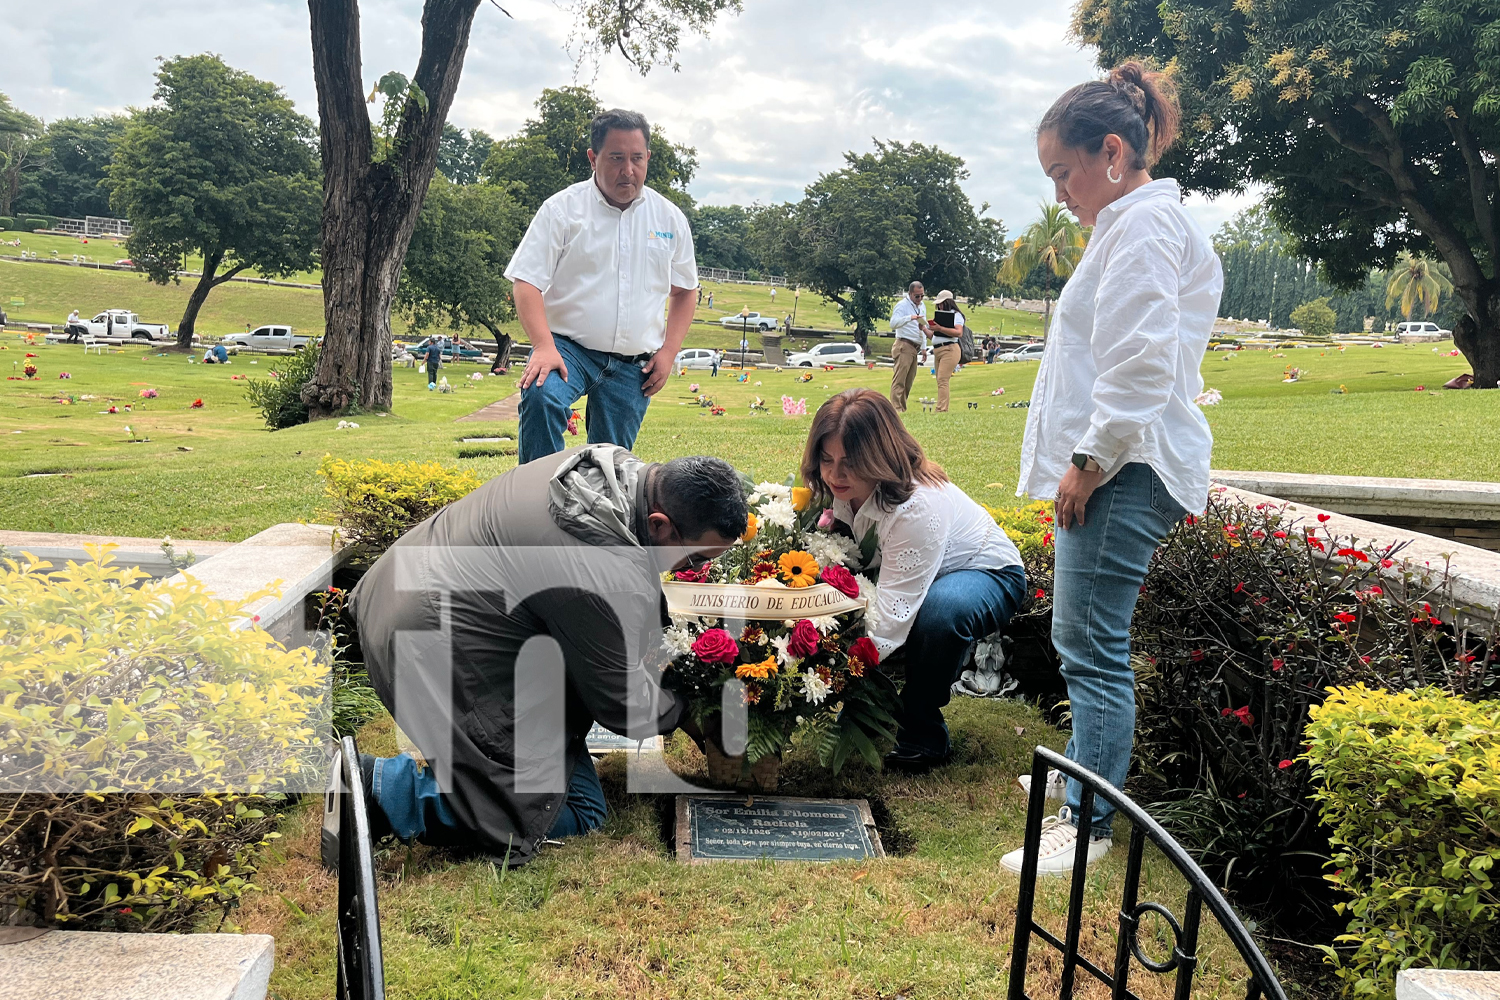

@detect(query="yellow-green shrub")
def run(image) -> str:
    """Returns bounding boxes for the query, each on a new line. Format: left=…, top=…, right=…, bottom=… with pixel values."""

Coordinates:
left=0, top=547, right=330, bottom=929
left=1304, top=685, right=1500, bottom=996
left=319, top=455, right=482, bottom=558
left=987, top=501, right=1055, bottom=561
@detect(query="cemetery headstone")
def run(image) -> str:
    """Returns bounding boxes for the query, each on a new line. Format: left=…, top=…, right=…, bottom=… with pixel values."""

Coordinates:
left=585, top=721, right=661, bottom=756
left=675, top=795, right=884, bottom=863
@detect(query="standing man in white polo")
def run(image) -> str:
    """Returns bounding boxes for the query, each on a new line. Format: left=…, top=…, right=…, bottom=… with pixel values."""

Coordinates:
left=505, top=109, right=698, bottom=464
left=889, top=281, right=930, bottom=412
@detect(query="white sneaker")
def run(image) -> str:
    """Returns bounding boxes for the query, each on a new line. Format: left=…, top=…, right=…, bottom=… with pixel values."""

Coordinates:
left=1016, top=768, right=1066, bottom=802
left=1000, top=807, right=1112, bottom=876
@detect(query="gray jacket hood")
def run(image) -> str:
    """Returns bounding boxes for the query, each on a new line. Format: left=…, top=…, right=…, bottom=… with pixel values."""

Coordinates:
left=547, top=444, right=649, bottom=547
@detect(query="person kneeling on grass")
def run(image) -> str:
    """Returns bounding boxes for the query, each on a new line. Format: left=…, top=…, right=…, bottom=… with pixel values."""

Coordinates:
left=801, top=388, right=1027, bottom=773
left=322, top=444, right=746, bottom=869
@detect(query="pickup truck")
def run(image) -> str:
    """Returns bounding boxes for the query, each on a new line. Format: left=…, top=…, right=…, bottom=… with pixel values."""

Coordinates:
left=220, top=325, right=315, bottom=352
left=51, top=309, right=173, bottom=342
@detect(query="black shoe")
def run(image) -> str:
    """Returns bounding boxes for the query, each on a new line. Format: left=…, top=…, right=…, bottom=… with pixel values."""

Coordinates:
left=882, top=746, right=953, bottom=774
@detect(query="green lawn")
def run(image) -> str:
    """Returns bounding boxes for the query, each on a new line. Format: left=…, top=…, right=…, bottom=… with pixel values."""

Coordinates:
left=0, top=229, right=323, bottom=284
left=242, top=702, right=1267, bottom=1000
left=0, top=335, right=1490, bottom=543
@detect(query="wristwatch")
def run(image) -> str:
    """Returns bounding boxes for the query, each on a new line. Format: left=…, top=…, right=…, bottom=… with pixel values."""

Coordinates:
left=1071, top=453, right=1102, bottom=473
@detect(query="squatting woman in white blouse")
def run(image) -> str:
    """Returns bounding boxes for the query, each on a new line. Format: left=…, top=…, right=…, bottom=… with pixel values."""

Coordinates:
left=1003, top=62, right=1224, bottom=878
left=802, top=388, right=1025, bottom=772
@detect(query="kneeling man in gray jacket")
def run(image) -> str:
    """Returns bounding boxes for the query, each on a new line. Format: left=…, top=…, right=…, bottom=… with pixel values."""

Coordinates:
left=328, top=444, right=746, bottom=867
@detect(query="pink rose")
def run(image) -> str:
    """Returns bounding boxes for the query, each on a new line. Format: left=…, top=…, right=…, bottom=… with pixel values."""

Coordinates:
left=674, top=565, right=709, bottom=582
left=690, top=628, right=739, bottom=664
left=819, top=563, right=859, bottom=598
left=787, top=618, right=821, bottom=659
left=817, top=508, right=836, bottom=530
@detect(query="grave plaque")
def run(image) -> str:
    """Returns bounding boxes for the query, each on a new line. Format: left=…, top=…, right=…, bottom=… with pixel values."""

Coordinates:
left=675, top=795, right=884, bottom=863
left=585, top=722, right=661, bottom=756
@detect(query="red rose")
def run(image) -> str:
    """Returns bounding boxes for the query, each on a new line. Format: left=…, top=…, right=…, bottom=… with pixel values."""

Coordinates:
left=691, top=628, right=739, bottom=664
left=674, top=565, right=709, bottom=582
left=788, top=618, right=821, bottom=659
left=819, top=564, right=859, bottom=598
left=848, top=636, right=879, bottom=668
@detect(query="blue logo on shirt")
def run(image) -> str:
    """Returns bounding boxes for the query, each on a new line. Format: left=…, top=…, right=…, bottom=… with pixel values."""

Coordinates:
left=650, top=230, right=674, bottom=240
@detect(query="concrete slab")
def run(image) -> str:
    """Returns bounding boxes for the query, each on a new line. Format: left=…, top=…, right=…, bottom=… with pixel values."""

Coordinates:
left=0, top=530, right=233, bottom=578
left=456, top=392, right=520, bottom=422
left=1215, top=485, right=1500, bottom=614
left=171, top=522, right=349, bottom=632
left=1399, top=969, right=1500, bottom=1000
left=0, top=928, right=273, bottom=1000
left=1213, top=470, right=1500, bottom=522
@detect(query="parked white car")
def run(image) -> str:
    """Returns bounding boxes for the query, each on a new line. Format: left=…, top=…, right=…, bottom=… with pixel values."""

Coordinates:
left=997, top=342, right=1046, bottom=362
left=221, top=324, right=315, bottom=351
left=1394, top=321, right=1452, bottom=339
left=786, top=341, right=866, bottom=367
left=718, top=312, right=779, bottom=332
left=674, top=347, right=723, bottom=369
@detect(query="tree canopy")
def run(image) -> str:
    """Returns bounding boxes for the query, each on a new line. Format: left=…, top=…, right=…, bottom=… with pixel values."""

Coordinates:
left=999, top=202, right=1085, bottom=329
left=0, top=94, right=43, bottom=218
left=14, top=115, right=128, bottom=219
left=109, top=54, right=321, bottom=347
left=397, top=174, right=527, bottom=345
left=436, top=123, right=494, bottom=185
left=764, top=141, right=1005, bottom=340
left=1073, top=0, right=1500, bottom=383
left=482, top=86, right=698, bottom=215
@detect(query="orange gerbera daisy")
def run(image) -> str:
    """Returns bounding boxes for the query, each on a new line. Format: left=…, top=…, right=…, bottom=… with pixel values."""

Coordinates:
left=736, top=656, right=779, bottom=680
left=740, top=512, right=759, bottom=543
left=778, top=550, right=820, bottom=588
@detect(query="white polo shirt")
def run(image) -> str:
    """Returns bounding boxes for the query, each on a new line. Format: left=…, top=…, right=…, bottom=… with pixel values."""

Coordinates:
left=504, top=178, right=698, bottom=357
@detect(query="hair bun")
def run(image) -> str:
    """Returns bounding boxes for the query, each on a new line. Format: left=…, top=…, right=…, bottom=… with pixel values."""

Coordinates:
left=1108, top=63, right=1150, bottom=116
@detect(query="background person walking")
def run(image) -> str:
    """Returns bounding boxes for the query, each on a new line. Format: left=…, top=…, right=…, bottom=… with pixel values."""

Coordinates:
left=888, top=281, right=929, bottom=411
left=1002, top=62, right=1222, bottom=877
left=505, top=108, right=699, bottom=464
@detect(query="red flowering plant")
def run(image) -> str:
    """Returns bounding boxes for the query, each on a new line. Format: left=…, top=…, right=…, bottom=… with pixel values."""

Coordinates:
left=1127, top=492, right=1498, bottom=919
left=657, top=477, right=900, bottom=781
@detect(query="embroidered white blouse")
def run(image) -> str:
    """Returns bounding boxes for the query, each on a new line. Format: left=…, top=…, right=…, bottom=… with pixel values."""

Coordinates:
left=1017, top=178, right=1223, bottom=514
left=833, top=481, right=1023, bottom=660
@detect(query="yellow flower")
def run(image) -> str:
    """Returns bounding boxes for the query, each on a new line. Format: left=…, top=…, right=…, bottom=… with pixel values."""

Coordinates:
left=736, top=656, right=779, bottom=680
left=778, top=550, right=820, bottom=588
left=740, top=512, right=759, bottom=543
left=791, top=486, right=813, bottom=512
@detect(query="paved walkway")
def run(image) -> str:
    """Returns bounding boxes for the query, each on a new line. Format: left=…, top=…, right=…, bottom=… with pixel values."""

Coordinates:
left=457, top=391, right=520, bottom=422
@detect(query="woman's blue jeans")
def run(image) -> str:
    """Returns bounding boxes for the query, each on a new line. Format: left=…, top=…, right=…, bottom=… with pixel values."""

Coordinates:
left=371, top=751, right=608, bottom=844
left=894, top=565, right=1028, bottom=756
left=1053, top=462, right=1186, bottom=837
left=519, top=336, right=652, bottom=465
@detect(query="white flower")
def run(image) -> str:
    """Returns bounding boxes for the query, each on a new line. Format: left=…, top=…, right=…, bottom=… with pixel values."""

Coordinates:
left=801, top=669, right=832, bottom=705
left=809, top=615, right=840, bottom=634
left=748, top=481, right=792, bottom=505
left=802, top=531, right=860, bottom=569
left=759, top=497, right=796, bottom=530
left=771, top=633, right=801, bottom=669
left=753, top=577, right=787, bottom=589
left=662, top=626, right=695, bottom=657
left=856, top=575, right=882, bottom=629
left=1194, top=388, right=1222, bottom=406
left=669, top=613, right=699, bottom=630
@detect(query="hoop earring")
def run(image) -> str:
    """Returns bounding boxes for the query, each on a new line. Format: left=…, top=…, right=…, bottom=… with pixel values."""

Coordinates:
left=1107, top=164, right=1123, bottom=184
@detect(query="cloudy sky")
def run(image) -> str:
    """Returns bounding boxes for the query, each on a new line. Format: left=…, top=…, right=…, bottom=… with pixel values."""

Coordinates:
left=3, top=0, right=1250, bottom=237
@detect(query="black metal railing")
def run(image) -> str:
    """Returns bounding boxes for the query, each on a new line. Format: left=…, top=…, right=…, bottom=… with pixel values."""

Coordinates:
left=1007, top=746, right=1288, bottom=1000
left=326, top=736, right=386, bottom=1000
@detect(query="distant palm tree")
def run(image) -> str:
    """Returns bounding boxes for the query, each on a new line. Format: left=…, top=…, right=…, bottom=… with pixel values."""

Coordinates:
left=1385, top=250, right=1452, bottom=322
left=998, top=203, right=1087, bottom=331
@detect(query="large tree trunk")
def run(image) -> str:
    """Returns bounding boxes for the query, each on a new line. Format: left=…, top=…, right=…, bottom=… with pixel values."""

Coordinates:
left=1453, top=302, right=1500, bottom=390
left=176, top=251, right=221, bottom=350
left=303, top=0, right=482, bottom=417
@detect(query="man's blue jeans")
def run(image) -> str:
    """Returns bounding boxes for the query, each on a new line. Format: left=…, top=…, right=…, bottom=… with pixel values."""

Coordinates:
left=371, top=751, right=608, bottom=844
left=894, top=565, right=1028, bottom=756
left=519, top=336, right=652, bottom=465
left=1053, top=462, right=1186, bottom=837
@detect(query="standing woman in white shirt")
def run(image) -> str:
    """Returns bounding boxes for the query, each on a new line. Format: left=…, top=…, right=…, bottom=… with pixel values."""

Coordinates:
left=803, top=388, right=1027, bottom=772
left=927, top=290, right=966, bottom=412
left=1001, top=63, right=1223, bottom=876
